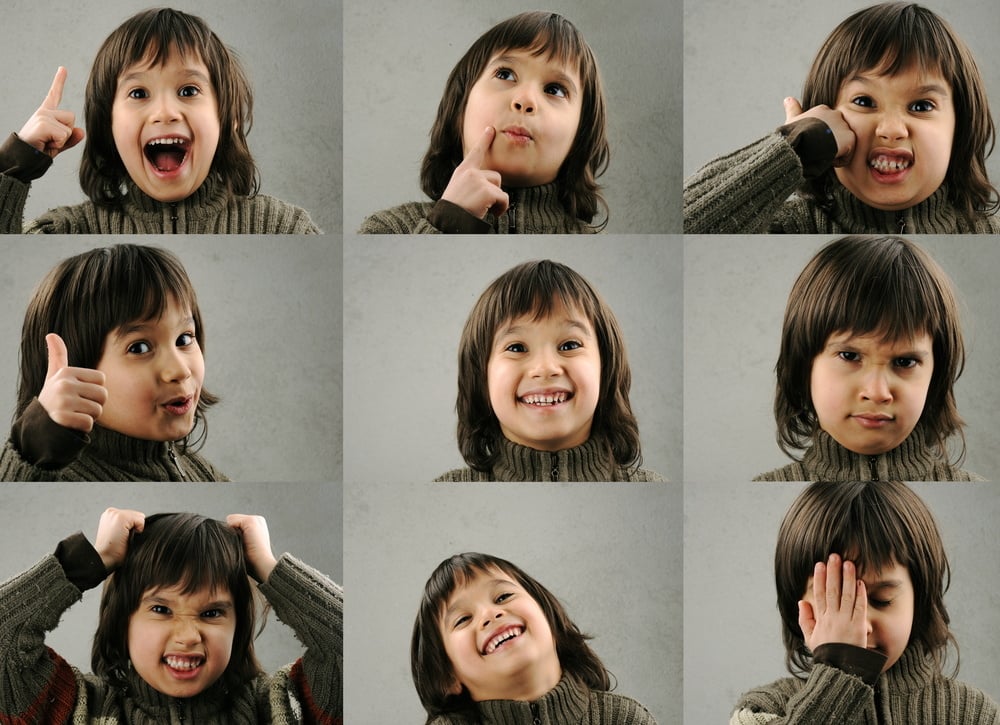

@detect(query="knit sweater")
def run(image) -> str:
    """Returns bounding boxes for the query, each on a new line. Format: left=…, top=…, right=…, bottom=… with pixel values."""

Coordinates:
left=429, top=675, right=657, bottom=724
left=753, top=429, right=980, bottom=482
left=359, top=183, right=596, bottom=234
left=1, top=399, right=227, bottom=482
left=435, top=436, right=663, bottom=482
left=683, top=131, right=1000, bottom=234
left=0, top=542, right=343, bottom=724
left=0, top=133, right=319, bottom=234
left=730, top=645, right=1000, bottom=724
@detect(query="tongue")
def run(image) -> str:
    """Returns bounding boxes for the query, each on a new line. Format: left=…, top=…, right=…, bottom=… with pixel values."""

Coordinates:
left=151, top=148, right=185, bottom=172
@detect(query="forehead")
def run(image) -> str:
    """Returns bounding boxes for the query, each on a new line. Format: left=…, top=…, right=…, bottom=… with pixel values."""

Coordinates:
left=840, top=61, right=951, bottom=90
left=825, top=329, right=931, bottom=349
left=498, top=298, right=592, bottom=331
left=121, top=43, right=209, bottom=78
left=487, top=45, right=581, bottom=80
left=441, top=567, right=517, bottom=609
left=142, top=582, right=232, bottom=604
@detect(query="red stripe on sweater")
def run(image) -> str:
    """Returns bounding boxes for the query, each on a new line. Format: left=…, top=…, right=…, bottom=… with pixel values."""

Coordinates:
left=290, top=659, right=341, bottom=725
left=0, top=648, right=76, bottom=725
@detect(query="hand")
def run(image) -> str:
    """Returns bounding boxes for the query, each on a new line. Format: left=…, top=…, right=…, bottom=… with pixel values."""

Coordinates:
left=799, top=554, right=869, bottom=653
left=37, top=333, right=107, bottom=433
left=784, top=97, right=855, bottom=167
left=17, top=67, right=85, bottom=158
left=227, top=514, right=278, bottom=582
left=94, top=508, right=145, bottom=571
left=441, top=126, right=510, bottom=219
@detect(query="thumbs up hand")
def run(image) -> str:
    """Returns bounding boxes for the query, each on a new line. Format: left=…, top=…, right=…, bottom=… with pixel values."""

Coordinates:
left=37, top=333, right=107, bottom=432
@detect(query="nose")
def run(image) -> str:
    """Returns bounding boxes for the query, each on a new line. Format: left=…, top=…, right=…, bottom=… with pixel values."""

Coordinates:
left=481, top=610, right=503, bottom=628
left=860, top=367, right=892, bottom=403
left=159, top=347, right=192, bottom=383
left=172, top=616, right=203, bottom=645
left=511, top=88, right=537, bottom=114
left=151, top=93, right=181, bottom=124
left=529, top=347, right=562, bottom=378
left=876, top=109, right=908, bottom=141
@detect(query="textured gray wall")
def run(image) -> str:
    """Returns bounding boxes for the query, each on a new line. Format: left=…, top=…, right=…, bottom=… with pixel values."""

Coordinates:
left=344, top=0, right=682, bottom=233
left=0, top=0, right=340, bottom=233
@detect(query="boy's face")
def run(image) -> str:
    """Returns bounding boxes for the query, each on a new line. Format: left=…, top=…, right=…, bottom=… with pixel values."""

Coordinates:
left=112, top=46, right=221, bottom=202
left=461, top=48, right=582, bottom=187
left=95, top=296, right=205, bottom=442
left=439, top=567, right=561, bottom=702
left=487, top=300, right=601, bottom=452
left=833, top=63, right=955, bottom=211
left=803, top=558, right=914, bottom=672
left=127, top=583, right=235, bottom=697
left=810, top=330, right=933, bottom=455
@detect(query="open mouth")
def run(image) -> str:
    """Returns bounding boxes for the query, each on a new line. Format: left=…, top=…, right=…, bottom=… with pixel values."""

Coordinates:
left=482, top=625, right=523, bottom=655
left=162, top=396, right=194, bottom=415
left=868, top=152, right=912, bottom=176
left=164, top=654, right=203, bottom=671
left=144, top=137, right=190, bottom=173
left=519, top=391, right=572, bottom=407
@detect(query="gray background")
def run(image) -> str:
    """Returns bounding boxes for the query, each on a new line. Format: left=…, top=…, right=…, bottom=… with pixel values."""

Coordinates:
left=344, top=0, right=682, bottom=234
left=0, top=237, right=341, bottom=482
left=684, top=480, right=1000, bottom=723
left=344, top=235, right=681, bottom=483
left=0, top=481, right=342, bottom=676
left=344, top=481, right=681, bottom=723
left=1, top=0, right=341, bottom=234
left=684, top=0, right=1000, bottom=187
left=685, top=235, right=1000, bottom=482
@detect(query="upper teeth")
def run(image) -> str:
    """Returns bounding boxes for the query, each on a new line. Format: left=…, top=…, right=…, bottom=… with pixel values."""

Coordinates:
left=147, top=138, right=186, bottom=146
left=869, top=155, right=911, bottom=172
left=521, top=392, right=568, bottom=405
left=484, top=627, right=522, bottom=654
left=165, top=655, right=202, bottom=670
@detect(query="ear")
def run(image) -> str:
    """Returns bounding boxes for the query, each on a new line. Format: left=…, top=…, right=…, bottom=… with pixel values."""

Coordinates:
left=445, top=675, right=464, bottom=696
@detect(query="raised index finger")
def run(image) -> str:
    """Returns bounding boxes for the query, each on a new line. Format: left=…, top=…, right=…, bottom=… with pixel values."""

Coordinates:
left=41, top=67, right=68, bottom=110
left=462, top=125, right=496, bottom=168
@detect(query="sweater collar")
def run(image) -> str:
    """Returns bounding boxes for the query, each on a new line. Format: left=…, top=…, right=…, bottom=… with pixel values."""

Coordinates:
left=489, top=182, right=586, bottom=234
left=829, top=184, right=959, bottom=234
left=880, top=644, right=937, bottom=694
left=87, top=425, right=186, bottom=480
left=475, top=676, right=588, bottom=724
left=491, top=436, right=616, bottom=481
left=121, top=174, right=231, bottom=221
left=121, top=667, right=232, bottom=721
left=801, top=429, right=942, bottom=482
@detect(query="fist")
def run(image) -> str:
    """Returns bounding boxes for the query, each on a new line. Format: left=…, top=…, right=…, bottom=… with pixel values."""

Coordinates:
left=784, top=97, right=856, bottom=167
left=94, top=508, right=145, bottom=571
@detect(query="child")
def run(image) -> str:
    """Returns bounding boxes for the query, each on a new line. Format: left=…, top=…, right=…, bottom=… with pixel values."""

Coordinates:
left=0, top=507, right=342, bottom=722
left=754, top=235, right=979, bottom=481
left=0, top=244, right=227, bottom=481
left=731, top=480, right=999, bottom=723
left=685, top=3, right=1000, bottom=234
left=435, top=259, right=661, bottom=481
left=360, top=11, right=609, bottom=234
left=0, top=8, right=318, bottom=233
left=412, top=552, right=657, bottom=724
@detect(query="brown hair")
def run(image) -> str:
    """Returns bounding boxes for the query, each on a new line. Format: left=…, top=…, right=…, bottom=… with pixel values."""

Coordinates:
left=420, top=11, right=609, bottom=227
left=775, top=481, right=955, bottom=677
left=774, top=236, right=964, bottom=461
left=16, top=244, right=218, bottom=451
left=80, top=7, right=258, bottom=204
left=92, top=513, right=263, bottom=692
left=456, top=260, right=640, bottom=476
left=799, top=3, right=997, bottom=221
left=411, top=552, right=610, bottom=722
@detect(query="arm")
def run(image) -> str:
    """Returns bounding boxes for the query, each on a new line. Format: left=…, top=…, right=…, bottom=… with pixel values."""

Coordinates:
left=358, top=200, right=490, bottom=234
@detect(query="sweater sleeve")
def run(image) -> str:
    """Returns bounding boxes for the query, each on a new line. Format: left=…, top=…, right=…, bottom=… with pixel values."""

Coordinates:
left=258, top=554, right=343, bottom=722
left=358, top=201, right=446, bottom=234
left=0, top=554, right=86, bottom=722
left=683, top=132, right=807, bottom=234
left=731, top=665, right=874, bottom=724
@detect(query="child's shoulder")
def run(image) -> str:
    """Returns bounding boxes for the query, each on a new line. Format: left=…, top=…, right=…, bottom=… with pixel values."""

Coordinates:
left=434, top=466, right=490, bottom=482
left=588, top=688, right=659, bottom=723
left=359, top=200, right=438, bottom=234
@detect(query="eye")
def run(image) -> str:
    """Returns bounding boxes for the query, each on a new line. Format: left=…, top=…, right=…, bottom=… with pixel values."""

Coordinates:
left=495, top=592, right=514, bottom=603
left=179, top=85, right=200, bottom=98
left=127, top=88, right=149, bottom=100
left=504, top=342, right=527, bottom=353
left=545, top=83, right=568, bottom=98
left=909, top=99, right=935, bottom=113
left=127, top=341, right=152, bottom=355
left=893, top=356, right=918, bottom=369
left=452, top=614, right=471, bottom=629
left=201, top=608, right=225, bottom=619
left=151, top=604, right=171, bottom=615
left=558, top=340, right=582, bottom=352
left=177, top=332, right=195, bottom=347
left=850, top=95, right=875, bottom=109
left=869, top=597, right=892, bottom=609
left=494, top=67, right=515, bottom=82
left=837, top=351, right=861, bottom=363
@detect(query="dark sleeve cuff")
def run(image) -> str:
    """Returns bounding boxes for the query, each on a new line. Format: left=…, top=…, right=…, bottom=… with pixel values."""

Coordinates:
left=0, top=132, right=52, bottom=182
left=776, top=117, right=838, bottom=179
left=11, top=398, right=89, bottom=470
left=813, top=643, right=887, bottom=686
left=427, top=199, right=491, bottom=234
left=54, top=532, right=108, bottom=592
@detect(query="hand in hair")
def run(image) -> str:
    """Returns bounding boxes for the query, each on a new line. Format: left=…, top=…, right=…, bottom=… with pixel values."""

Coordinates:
left=17, top=67, right=85, bottom=159
left=784, top=97, right=855, bottom=167
left=94, top=507, right=145, bottom=571
left=227, top=514, right=278, bottom=583
left=441, top=126, right=510, bottom=219
left=38, top=333, right=108, bottom=433
left=798, top=554, right=869, bottom=652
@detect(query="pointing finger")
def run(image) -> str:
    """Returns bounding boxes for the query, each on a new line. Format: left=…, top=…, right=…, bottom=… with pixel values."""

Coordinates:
left=42, top=67, right=68, bottom=110
left=463, top=126, right=496, bottom=168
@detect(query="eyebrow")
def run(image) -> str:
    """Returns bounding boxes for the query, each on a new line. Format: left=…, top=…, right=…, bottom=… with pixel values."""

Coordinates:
left=845, top=75, right=950, bottom=97
left=119, top=68, right=212, bottom=86
left=823, top=336, right=931, bottom=358
left=492, top=54, right=580, bottom=96
left=142, top=594, right=234, bottom=610
left=114, top=315, right=196, bottom=340
left=498, top=317, right=593, bottom=339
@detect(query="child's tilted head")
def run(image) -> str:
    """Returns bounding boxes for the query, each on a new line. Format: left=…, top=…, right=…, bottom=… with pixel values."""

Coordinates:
left=80, top=8, right=258, bottom=204
left=457, top=260, right=639, bottom=472
left=421, top=11, right=609, bottom=223
left=411, top=552, right=609, bottom=718
left=92, top=512, right=262, bottom=697
left=18, top=244, right=217, bottom=447
left=775, top=236, right=964, bottom=460
left=800, top=3, right=996, bottom=218
left=775, top=481, right=953, bottom=676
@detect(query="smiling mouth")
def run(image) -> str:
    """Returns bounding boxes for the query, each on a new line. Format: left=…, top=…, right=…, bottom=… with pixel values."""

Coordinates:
left=482, top=625, right=524, bottom=655
left=145, top=137, right=190, bottom=173
left=519, top=392, right=572, bottom=406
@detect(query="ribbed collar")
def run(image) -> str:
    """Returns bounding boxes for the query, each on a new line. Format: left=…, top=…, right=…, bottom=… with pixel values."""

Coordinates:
left=491, top=437, right=617, bottom=481
left=120, top=174, right=231, bottom=223
left=475, top=676, right=588, bottom=724
left=802, top=429, right=943, bottom=482
left=85, top=425, right=187, bottom=480
left=880, top=645, right=937, bottom=695
left=487, top=183, right=589, bottom=234
left=828, top=184, right=984, bottom=234
left=120, top=668, right=235, bottom=722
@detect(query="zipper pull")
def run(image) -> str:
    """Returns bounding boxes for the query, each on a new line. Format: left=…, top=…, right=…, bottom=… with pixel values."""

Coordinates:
left=550, top=452, right=558, bottom=481
left=868, top=456, right=879, bottom=481
left=168, top=445, right=186, bottom=481
left=508, top=201, right=517, bottom=233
